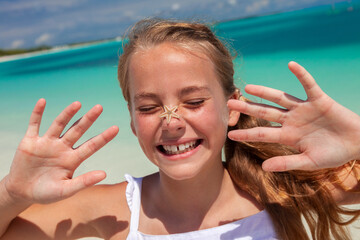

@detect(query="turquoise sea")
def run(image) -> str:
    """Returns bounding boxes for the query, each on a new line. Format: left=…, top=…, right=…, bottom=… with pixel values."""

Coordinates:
left=1, top=5, right=360, bottom=184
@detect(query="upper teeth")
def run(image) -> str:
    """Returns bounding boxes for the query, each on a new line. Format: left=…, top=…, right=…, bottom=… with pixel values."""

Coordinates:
left=163, top=140, right=197, bottom=154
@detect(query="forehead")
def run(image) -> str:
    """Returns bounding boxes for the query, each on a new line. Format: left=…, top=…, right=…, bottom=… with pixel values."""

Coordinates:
left=130, top=42, right=214, bottom=74
left=127, top=43, right=221, bottom=100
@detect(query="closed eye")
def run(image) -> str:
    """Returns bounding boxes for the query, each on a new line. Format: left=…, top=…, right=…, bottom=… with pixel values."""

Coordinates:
left=185, top=99, right=205, bottom=107
left=137, top=105, right=159, bottom=113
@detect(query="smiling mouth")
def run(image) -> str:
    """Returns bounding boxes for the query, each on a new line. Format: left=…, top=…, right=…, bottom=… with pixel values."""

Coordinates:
left=157, top=139, right=202, bottom=155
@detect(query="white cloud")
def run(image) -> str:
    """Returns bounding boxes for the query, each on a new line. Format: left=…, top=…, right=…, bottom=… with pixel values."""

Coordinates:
left=57, top=22, right=76, bottom=31
left=0, top=0, right=343, bottom=48
left=11, top=39, right=25, bottom=48
left=228, top=0, right=237, bottom=6
left=35, top=33, right=52, bottom=45
left=0, top=0, right=87, bottom=13
left=171, top=3, right=180, bottom=11
left=245, top=0, right=270, bottom=13
left=124, top=10, right=135, bottom=17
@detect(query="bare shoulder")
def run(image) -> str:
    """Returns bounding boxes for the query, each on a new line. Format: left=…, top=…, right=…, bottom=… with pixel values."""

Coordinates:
left=85, top=181, right=131, bottom=239
left=4, top=181, right=131, bottom=240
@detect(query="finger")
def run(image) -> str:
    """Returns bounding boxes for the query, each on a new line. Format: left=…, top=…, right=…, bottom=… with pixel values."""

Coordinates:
left=61, top=105, right=103, bottom=146
left=76, top=126, right=119, bottom=163
left=228, top=127, right=282, bottom=143
left=262, top=154, right=316, bottom=172
left=288, top=61, right=324, bottom=100
left=244, top=84, right=303, bottom=110
left=45, top=102, right=82, bottom=138
left=62, top=170, right=106, bottom=198
left=227, top=99, right=287, bottom=124
left=26, top=99, right=46, bottom=137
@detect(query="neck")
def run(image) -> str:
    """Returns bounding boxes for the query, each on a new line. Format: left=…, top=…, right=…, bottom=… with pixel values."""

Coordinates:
left=160, top=162, right=226, bottom=214
left=140, top=157, right=263, bottom=234
left=143, top=157, right=235, bottom=224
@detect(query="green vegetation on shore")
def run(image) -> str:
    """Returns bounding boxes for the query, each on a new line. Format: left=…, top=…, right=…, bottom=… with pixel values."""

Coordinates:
left=0, top=37, right=122, bottom=58
left=0, top=45, right=51, bottom=57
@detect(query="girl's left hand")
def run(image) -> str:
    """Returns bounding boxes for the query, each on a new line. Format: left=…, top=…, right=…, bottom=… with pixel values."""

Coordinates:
left=227, top=61, right=360, bottom=172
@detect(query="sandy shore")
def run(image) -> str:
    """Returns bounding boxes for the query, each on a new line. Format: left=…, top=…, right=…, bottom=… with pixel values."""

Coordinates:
left=0, top=46, right=71, bottom=63
left=0, top=38, right=121, bottom=63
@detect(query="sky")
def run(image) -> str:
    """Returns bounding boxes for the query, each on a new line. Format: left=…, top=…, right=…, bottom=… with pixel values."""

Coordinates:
left=0, top=0, right=355, bottom=49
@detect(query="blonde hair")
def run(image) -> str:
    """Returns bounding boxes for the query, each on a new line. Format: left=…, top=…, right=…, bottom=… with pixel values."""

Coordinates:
left=118, top=18, right=360, bottom=240
left=118, top=18, right=236, bottom=103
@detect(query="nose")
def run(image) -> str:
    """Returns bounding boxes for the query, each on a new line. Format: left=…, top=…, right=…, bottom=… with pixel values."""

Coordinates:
left=161, top=114, right=185, bottom=134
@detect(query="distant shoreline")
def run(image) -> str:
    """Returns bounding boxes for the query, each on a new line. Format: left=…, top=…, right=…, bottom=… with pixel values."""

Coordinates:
left=0, top=37, right=122, bottom=63
left=1, top=2, right=357, bottom=64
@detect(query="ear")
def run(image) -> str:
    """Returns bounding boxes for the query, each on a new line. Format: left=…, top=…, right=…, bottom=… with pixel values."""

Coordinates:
left=130, top=121, right=137, bottom=136
left=228, top=90, right=241, bottom=127
left=128, top=104, right=137, bottom=136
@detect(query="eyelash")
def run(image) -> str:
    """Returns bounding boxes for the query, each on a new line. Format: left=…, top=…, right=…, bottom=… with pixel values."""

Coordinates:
left=185, top=99, right=205, bottom=107
left=137, top=99, right=206, bottom=113
left=137, top=106, right=158, bottom=113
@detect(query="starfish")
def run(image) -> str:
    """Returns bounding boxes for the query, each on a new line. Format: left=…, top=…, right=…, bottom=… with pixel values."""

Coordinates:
left=159, top=105, right=180, bottom=124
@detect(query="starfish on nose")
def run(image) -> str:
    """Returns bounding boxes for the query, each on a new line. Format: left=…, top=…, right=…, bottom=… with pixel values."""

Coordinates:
left=159, top=105, right=180, bottom=124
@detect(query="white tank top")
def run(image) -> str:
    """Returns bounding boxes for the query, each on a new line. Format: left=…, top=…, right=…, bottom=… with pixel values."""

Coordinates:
left=125, top=174, right=278, bottom=240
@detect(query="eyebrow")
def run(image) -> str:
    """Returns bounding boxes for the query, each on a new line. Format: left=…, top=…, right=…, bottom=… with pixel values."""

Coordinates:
left=134, top=92, right=158, bottom=102
left=134, top=86, right=211, bottom=102
left=179, top=86, right=211, bottom=97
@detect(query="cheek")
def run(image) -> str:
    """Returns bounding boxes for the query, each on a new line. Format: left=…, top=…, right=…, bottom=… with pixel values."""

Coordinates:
left=133, top=114, right=161, bottom=146
left=183, top=103, right=228, bottom=136
left=207, top=100, right=229, bottom=126
left=132, top=114, right=159, bottom=141
left=131, top=115, right=162, bottom=162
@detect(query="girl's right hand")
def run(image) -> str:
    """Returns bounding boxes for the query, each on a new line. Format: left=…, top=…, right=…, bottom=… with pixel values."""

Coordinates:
left=4, top=99, right=119, bottom=204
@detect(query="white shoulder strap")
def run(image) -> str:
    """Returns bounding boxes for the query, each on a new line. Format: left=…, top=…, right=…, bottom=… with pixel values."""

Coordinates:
left=125, top=174, right=143, bottom=233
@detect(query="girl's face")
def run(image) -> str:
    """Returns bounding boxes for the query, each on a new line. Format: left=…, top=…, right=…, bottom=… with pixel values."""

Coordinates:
left=128, top=43, right=237, bottom=180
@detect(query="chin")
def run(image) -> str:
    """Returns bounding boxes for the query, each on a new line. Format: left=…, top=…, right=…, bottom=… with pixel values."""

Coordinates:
left=159, top=163, right=204, bottom=181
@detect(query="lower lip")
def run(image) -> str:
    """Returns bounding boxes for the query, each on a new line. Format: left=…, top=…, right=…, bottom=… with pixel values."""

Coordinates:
left=158, top=143, right=202, bottom=161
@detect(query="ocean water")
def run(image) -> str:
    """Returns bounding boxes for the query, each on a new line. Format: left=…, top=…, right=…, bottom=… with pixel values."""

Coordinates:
left=1, top=5, right=360, bottom=184
left=214, top=5, right=360, bottom=112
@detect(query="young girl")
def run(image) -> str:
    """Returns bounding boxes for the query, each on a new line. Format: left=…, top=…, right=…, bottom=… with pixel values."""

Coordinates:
left=1, top=19, right=359, bottom=240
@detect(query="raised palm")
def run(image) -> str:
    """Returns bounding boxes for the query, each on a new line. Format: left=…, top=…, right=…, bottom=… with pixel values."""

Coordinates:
left=5, top=100, right=118, bottom=203
left=228, top=62, right=360, bottom=171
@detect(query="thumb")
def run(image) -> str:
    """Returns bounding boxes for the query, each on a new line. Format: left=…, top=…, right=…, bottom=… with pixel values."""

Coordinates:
left=62, top=171, right=106, bottom=197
